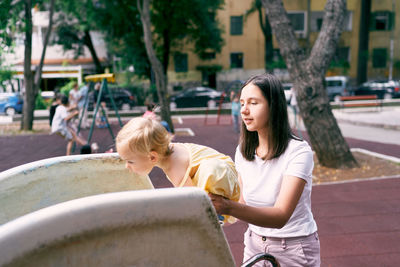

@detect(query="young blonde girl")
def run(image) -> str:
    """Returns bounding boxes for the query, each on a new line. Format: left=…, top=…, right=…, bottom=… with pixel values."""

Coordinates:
left=116, top=117, right=240, bottom=223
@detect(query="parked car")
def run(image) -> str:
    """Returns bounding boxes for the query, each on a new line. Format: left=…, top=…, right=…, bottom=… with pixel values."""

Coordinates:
left=355, top=80, right=400, bottom=99
left=170, top=87, right=227, bottom=108
left=87, top=88, right=136, bottom=111
left=0, top=92, right=23, bottom=116
left=326, top=76, right=351, bottom=102
left=282, top=77, right=350, bottom=104
left=282, top=83, right=293, bottom=104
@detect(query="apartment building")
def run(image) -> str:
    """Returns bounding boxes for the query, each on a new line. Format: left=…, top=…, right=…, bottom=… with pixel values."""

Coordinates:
left=4, top=7, right=108, bottom=92
left=168, top=0, right=400, bottom=90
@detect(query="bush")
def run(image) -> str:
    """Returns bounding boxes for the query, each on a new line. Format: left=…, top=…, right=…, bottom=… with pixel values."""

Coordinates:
left=35, top=91, right=51, bottom=110
left=60, top=80, right=77, bottom=96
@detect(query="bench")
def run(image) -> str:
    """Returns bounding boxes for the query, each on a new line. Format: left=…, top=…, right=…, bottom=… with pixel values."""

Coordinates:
left=339, top=95, right=382, bottom=110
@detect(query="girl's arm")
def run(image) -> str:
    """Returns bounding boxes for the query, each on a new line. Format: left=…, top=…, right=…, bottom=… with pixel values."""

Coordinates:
left=64, top=110, right=79, bottom=122
left=209, top=175, right=305, bottom=229
left=238, top=174, right=245, bottom=204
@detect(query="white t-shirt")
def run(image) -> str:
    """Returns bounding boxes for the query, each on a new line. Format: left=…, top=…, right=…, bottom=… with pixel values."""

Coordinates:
left=69, top=89, right=81, bottom=107
left=51, top=105, right=68, bottom=133
left=235, top=139, right=317, bottom=238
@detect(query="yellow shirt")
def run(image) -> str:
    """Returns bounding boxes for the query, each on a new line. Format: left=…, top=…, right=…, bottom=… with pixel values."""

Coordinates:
left=174, top=143, right=241, bottom=223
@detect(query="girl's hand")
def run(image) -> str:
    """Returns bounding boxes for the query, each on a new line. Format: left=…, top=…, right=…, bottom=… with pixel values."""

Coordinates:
left=208, top=193, right=231, bottom=215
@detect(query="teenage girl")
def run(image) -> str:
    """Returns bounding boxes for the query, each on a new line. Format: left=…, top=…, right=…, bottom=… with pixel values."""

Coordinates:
left=209, top=73, right=320, bottom=266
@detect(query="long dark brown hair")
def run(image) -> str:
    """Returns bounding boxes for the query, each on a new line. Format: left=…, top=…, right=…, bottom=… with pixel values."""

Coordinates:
left=240, top=73, right=299, bottom=161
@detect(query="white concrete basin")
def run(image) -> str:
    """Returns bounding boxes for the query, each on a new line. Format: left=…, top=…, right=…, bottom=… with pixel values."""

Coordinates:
left=0, top=153, right=153, bottom=225
left=0, top=188, right=235, bottom=266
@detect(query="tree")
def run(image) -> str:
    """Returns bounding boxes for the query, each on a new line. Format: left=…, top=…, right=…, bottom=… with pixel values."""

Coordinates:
left=93, top=0, right=150, bottom=78
left=53, top=1, right=104, bottom=74
left=92, top=0, right=224, bottom=129
left=22, top=0, right=55, bottom=130
left=136, top=0, right=174, bottom=133
left=0, top=69, right=16, bottom=92
left=261, top=0, right=357, bottom=168
left=356, top=0, right=371, bottom=85
left=0, top=0, right=24, bottom=93
left=150, top=0, right=224, bottom=74
left=244, top=0, right=274, bottom=72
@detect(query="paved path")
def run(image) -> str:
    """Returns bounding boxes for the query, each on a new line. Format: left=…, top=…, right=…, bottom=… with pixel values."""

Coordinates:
left=1, top=114, right=400, bottom=266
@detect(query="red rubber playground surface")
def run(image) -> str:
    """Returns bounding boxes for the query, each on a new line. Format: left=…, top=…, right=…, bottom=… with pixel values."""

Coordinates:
left=1, top=115, right=400, bottom=266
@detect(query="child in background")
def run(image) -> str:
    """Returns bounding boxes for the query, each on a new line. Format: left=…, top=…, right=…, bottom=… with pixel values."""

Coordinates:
left=51, top=95, right=87, bottom=155
left=116, top=117, right=240, bottom=223
left=143, top=103, right=171, bottom=133
left=49, top=93, right=62, bottom=127
left=231, top=93, right=240, bottom=133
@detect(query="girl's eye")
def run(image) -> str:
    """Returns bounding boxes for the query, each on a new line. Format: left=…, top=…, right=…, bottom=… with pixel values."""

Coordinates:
left=251, top=102, right=257, bottom=105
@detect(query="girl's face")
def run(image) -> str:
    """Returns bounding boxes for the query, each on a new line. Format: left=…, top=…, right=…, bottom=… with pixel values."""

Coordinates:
left=117, top=143, right=156, bottom=175
left=240, top=83, right=269, bottom=133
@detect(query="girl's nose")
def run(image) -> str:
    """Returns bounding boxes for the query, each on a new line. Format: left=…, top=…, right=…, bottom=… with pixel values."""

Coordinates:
left=241, top=104, right=248, bottom=114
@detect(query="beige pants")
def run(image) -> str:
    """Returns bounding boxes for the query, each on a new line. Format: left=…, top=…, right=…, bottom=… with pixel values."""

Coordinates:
left=243, top=229, right=320, bottom=267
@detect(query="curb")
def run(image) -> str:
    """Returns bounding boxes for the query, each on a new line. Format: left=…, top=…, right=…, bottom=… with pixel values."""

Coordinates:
left=351, top=148, right=400, bottom=164
left=313, top=174, right=400, bottom=186
left=313, top=147, right=400, bottom=186
left=335, top=118, right=400, bottom=131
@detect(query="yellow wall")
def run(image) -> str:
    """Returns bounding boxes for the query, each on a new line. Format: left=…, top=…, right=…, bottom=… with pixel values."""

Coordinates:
left=170, top=0, right=400, bottom=84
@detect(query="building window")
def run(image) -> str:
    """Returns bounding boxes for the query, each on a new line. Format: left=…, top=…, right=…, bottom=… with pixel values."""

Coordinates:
left=331, top=47, right=350, bottom=67
left=372, top=48, right=387, bottom=68
left=230, top=53, right=243, bottom=68
left=174, top=53, right=188, bottom=72
left=343, top=11, right=353, bottom=31
left=230, top=16, right=243, bottom=35
left=202, top=52, right=216, bottom=60
left=371, top=11, right=394, bottom=31
left=311, top=11, right=352, bottom=32
left=287, top=12, right=306, bottom=36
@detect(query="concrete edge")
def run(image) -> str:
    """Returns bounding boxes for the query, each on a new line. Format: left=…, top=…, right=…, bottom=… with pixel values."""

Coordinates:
left=335, top=118, right=400, bottom=131
left=350, top=148, right=400, bottom=164
left=313, top=148, right=400, bottom=186
left=313, top=174, right=400, bottom=186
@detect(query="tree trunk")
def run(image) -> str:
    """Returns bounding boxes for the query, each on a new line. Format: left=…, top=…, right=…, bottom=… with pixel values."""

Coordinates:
left=162, top=28, right=170, bottom=74
left=33, top=0, right=55, bottom=94
left=84, top=30, right=103, bottom=74
left=22, top=0, right=55, bottom=130
left=22, top=0, right=34, bottom=131
left=261, top=0, right=358, bottom=168
left=356, top=0, right=371, bottom=85
left=256, top=4, right=274, bottom=72
left=137, top=0, right=174, bottom=133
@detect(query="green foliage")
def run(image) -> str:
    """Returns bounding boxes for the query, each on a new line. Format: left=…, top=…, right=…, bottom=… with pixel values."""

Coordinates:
left=59, top=80, right=77, bottom=96
left=35, top=91, right=51, bottom=110
left=0, top=67, right=16, bottom=92
left=53, top=1, right=97, bottom=58
left=151, top=0, right=225, bottom=61
left=394, top=60, right=400, bottom=70
left=0, top=0, right=23, bottom=53
left=330, top=59, right=350, bottom=69
left=266, top=59, right=287, bottom=70
left=52, top=0, right=225, bottom=79
left=0, top=68, right=14, bottom=83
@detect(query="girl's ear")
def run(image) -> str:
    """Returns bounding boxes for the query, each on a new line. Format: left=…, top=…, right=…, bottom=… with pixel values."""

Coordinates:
left=149, top=151, right=159, bottom=163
